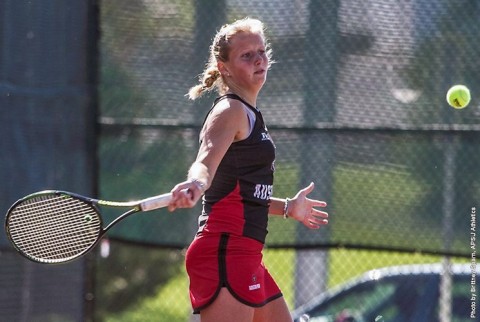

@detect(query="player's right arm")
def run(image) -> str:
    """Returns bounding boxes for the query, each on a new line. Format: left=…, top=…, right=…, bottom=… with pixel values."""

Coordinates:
left=168, top=98, right=250, bottom=211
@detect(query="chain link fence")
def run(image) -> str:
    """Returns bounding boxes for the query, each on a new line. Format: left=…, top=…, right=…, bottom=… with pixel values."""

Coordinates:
left=96, top=1, right=480, bottom=321
left=96, top=0, right=479, bottom=321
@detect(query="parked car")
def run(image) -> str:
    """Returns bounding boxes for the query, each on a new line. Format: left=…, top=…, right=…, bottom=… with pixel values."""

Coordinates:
left=291, top=263, right=478, bottom=322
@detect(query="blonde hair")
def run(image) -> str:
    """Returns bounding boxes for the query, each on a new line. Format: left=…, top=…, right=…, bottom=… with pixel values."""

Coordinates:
left=187, top=17, right=273, bottom=100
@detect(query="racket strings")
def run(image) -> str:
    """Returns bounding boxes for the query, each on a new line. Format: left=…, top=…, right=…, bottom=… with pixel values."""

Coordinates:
left=7, top=194, right=101, bottom=263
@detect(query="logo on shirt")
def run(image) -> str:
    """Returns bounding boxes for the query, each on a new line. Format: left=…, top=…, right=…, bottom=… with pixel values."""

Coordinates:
left=253, top=184, right=273, bottom=200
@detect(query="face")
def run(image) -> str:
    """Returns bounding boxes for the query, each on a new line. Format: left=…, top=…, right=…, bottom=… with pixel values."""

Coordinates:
left=219, top=32, right=269, bottom=93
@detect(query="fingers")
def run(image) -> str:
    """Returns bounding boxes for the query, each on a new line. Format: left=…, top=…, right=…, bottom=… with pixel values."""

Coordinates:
left=312, top=208, right=329, bottom=219
left=168, top=189, right=191, bottom=212
left=298, top=182, right=315, bottom=196
left=288, top=182, right=329, bottom=228
left=298, top=182, right=327, bottom=207
left=168, top=182, right=202, bottom=212
left=304, top=209, right=329, bottom=229
left=300, top=182, right=329, bottom=229
left=311, top=200, right=327, bottom=208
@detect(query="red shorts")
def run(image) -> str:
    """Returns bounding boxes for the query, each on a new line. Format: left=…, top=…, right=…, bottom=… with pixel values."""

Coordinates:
left=185, top=233, right=283, bottom=313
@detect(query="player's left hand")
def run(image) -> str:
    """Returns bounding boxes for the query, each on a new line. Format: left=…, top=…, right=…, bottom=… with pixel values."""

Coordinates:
left=288, top=182, right=328, bottom=229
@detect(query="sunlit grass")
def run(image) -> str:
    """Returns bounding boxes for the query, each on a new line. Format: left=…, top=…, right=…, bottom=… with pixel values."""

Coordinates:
left=105, top=264, right=191, bottom=322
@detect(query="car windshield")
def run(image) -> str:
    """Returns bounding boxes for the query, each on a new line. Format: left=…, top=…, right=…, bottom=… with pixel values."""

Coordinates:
left=303, top=273, right=474, bottom=322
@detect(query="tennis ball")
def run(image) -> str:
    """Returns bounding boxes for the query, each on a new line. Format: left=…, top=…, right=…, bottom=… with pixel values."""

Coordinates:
left=446, top=85, right=471, bottom=109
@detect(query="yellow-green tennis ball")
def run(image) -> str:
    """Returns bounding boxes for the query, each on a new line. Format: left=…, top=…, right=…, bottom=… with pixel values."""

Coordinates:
left=446, top=85, right=471, bottom=109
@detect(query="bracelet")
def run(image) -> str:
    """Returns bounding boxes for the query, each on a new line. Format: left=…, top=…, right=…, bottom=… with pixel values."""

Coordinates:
left=283, top=198, right=290, bottom=219
left=190, top=179, right=206, bottom=193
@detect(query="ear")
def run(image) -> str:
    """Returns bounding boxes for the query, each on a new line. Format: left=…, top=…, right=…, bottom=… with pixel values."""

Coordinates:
left=217, top=61, right=230, bottom=77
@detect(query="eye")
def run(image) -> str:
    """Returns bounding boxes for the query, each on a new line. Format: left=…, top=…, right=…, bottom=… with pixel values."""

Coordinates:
left=242, top=52, right=252, bottom=59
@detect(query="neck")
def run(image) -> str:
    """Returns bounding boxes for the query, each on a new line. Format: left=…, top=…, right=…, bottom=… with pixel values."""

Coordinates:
left=225, top=86, right=258, bottom=107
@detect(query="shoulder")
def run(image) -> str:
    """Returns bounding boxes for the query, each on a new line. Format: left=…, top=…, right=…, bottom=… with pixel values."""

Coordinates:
left=207, top=97, right=249, bottom=124
left=202, top=97, right=250, bottom=141
left=213, top=96, right=248, bottom=116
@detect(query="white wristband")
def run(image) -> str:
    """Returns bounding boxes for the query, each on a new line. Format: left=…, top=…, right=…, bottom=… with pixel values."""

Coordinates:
left=190, top=179, right=206, bottom=193
left=283, top=198, right=290, bottom=219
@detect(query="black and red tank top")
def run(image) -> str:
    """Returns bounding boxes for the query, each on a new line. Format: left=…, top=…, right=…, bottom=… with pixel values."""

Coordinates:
left=197, top=94, right=276, bottom=244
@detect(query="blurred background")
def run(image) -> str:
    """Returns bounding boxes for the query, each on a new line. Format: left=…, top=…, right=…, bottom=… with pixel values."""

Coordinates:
left=1, top=0, right=479, bottom=321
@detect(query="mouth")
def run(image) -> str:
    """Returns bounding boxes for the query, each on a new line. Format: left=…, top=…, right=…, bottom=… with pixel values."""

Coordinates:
left=254, top=69, right=266, bottom=75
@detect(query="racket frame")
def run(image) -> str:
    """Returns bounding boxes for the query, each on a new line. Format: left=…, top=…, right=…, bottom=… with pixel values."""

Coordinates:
left=4, top=190, right=172, bottom=264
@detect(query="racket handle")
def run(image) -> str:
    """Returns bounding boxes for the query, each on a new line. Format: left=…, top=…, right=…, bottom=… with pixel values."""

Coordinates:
left=140, top=193, right=173, bottom=211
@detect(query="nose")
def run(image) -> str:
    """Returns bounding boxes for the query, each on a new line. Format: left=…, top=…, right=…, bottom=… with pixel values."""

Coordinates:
left=254, top=52, right=264, bottom=65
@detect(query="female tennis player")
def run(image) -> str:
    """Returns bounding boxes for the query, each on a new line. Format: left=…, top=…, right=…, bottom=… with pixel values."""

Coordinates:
left=169, top=17, right=329, bottom=322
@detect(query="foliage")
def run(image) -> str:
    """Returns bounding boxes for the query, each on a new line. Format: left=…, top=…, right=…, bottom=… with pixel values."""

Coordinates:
left=94, top=242, right=184, bottom=321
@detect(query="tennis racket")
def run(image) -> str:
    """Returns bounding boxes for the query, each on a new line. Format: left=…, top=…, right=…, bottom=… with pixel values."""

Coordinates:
left=5, top=190, right=174, bottom=264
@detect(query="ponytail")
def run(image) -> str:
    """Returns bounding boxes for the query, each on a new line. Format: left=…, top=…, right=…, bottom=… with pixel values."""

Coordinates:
left=187, top=67, right=221, bottom=100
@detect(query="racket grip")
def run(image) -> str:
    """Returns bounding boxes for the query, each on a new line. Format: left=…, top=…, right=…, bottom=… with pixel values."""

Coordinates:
left=140, top=193, right=173, bottom=211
